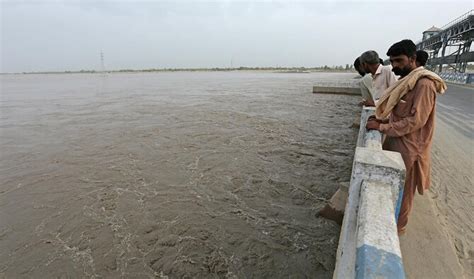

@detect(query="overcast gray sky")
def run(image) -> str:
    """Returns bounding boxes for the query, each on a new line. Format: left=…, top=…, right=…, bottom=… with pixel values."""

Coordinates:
left=1, top=0, right=472, bottom=72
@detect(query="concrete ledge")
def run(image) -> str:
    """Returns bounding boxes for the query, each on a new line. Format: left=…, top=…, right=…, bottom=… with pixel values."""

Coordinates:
left=355, top=180, right=405, bottom=279
left=357, top=107, right=375, bottom=147
left=364, top=130, right=382, bottom=149
left=438, top=72, right=474, bottom=84
left=333, top=106, right=406, bottom=279
left=313, top=86, right=361, bottom=95
left=356, top=244, right=405, bottom=279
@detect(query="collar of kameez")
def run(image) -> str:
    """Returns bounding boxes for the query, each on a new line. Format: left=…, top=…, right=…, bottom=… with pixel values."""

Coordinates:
left=372, top=64, right=383, bottom=78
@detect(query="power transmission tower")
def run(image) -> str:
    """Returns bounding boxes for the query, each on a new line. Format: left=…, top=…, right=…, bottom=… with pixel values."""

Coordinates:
left=100, top=51, right=105, bottom=73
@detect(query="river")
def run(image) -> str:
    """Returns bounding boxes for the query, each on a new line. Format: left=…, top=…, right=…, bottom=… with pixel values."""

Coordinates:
left=0, top=71, right=359, bottom=278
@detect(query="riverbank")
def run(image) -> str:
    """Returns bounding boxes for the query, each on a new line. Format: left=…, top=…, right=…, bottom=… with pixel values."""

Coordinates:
left=1, top=67, right=356, bottom=75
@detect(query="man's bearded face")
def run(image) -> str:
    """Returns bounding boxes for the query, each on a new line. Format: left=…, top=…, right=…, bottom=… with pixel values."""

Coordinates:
left=390, top=55, right=415, bottom=77
left=392, top=64, right=412, bottom=76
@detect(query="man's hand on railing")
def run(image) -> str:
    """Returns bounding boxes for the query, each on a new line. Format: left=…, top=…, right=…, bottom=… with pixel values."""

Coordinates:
left=366, top=118, right=381, bottom=131
left=360, top=99, right=375, bottom=107
left=368, top=115, right=389, bottom=123
left=367, top=115, right=377, bottom=121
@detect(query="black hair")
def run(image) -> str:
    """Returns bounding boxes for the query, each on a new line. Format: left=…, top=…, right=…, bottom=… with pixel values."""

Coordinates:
left=354, top=57, right=361, bottom=68
left=386, top=39, right=417, bottom=57
left=379, top=58, right=384, bottom=65
left=416, top=50, right=429, bottom=66
left=353, top=57, right=365, bottom=76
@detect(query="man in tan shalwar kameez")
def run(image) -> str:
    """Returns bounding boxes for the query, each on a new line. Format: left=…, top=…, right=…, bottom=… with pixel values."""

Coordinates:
left=366, top=39, right=447, bottom=234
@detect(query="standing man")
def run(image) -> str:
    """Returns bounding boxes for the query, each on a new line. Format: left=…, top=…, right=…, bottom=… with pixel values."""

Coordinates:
left=366, top=39, right=447, bottom=234
left=360, top=50, right=398, bottom=101
left=416, top=50, right=429, bottom=67
left=354, top=57, right=375, bottom=105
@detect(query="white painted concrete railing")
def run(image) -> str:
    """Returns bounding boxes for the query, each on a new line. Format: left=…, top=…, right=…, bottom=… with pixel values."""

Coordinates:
left=333, top=107, right=407, bottom=279
left=438, top=72, right=474, bottom=84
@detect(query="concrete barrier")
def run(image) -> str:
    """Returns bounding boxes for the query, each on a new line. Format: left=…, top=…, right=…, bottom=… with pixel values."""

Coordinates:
left=438, top=72, right=474, bottom=84
left=313, top=86, right=361, bottom=95
left=356, top=180, right=404, bottom=279
left=333, top=106, right=406, bottom=279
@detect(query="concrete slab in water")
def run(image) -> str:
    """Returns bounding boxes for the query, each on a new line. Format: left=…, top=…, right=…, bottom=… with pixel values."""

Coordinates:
left=313, top=86, right=361, bottom=95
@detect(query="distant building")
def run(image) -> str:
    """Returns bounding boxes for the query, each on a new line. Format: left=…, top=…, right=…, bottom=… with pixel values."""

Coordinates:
left=422, top=26, right=442, bottom=41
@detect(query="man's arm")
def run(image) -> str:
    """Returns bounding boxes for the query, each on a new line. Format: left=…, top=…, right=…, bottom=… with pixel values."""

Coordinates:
left=378, top=80, right=436, bottom=137
left=368, top=115, right=389, bottom=123
left=359, top=75, right=375, bottom=104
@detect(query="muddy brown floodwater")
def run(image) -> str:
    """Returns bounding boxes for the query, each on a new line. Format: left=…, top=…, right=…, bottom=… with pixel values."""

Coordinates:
left=0, top=72, right=359, bottom=278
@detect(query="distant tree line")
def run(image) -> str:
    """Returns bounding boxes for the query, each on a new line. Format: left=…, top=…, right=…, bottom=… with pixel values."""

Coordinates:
left=16, top=65, right=357, bottom=74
